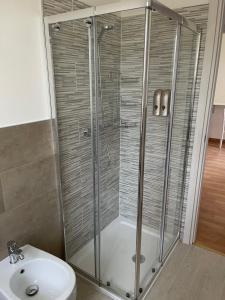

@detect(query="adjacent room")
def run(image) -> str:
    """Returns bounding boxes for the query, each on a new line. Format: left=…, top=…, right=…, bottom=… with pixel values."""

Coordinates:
left=196, top=32, right=225, bottom=254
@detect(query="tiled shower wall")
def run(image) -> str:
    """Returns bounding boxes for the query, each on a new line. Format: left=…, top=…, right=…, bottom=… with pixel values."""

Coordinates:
left=43, top=0, right=209, bottom=257
left=49, top=18, right=95, bottom=258
left=119, top=13, right=177, bottom=232
left=119, top=5, right=209, bottom=236
left=120, top=5, right=209, bottom=238
left=43, top=0, right=87, bottom=15
left=96, top=14, right=121, bottom=234
left=44, top=1, right=121, bottom=257
left=119, top=12, right=144, bottom=223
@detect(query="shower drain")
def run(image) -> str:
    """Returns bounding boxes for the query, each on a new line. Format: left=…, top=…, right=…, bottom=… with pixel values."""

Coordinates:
left=132, top=254, right=146, bottom=264
left=25, top=284, right=39, bottom=297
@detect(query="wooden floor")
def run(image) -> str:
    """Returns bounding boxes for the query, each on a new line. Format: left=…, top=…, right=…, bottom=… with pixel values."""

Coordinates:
left=196, top=141, right=225, bottom=254
left=76, top=243, right=225, bottom=300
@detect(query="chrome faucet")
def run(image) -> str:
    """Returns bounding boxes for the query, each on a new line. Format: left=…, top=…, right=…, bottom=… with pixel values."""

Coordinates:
left=7, top=240, right=24, bottom=264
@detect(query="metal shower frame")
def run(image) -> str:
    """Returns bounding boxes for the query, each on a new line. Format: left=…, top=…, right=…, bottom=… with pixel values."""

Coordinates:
left=44, top=0, right=201, bottom=299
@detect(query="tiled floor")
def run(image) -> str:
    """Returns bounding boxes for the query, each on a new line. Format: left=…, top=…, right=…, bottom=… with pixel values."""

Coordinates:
left=76, top=242, right=225, bottom=300
left=76, top=276, right=111, bottom=300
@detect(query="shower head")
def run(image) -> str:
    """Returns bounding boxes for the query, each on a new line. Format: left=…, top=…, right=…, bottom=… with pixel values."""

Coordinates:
left=103, top=25, right=114, bottom=30
left=52, top=23, right=61, bottom=32
left=98, top=24, right=114, bottom=41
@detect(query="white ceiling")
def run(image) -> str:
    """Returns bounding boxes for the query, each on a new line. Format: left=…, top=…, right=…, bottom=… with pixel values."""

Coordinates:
left=82, top=0, right=209, bottom=9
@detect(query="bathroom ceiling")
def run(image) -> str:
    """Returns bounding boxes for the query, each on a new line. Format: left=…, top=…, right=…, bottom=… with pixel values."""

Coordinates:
left=82, top=0, right=209, bottom=9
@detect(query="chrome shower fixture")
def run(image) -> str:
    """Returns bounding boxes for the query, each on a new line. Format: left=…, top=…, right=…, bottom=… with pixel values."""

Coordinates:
left=98, top=24, right=114, bottom=41
left=103, top=25, right=114, bottom=30
left=52, top=23, right=61, bottom=32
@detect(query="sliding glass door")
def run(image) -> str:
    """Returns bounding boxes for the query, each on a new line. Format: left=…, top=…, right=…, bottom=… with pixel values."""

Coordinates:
left=49, top=17, right=97, bottom=278
left=163, top=26, right=200, bottom=258
left=94, top=9, right=146, bottom=299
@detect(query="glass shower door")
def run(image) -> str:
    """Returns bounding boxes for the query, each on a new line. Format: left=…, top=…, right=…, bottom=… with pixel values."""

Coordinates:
left=163, top=26, right=200, bottom=257
left=94, top=9, right=146, bottom=299
left=49, top=17, right=99, bottom=280
left=139, top=9, right=178, bottom=293
left=138, top=8, right=200, bottom=294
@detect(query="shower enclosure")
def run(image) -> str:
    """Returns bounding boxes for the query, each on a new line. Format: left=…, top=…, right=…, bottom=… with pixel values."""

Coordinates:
left=44, top=1, right=200, bottom=299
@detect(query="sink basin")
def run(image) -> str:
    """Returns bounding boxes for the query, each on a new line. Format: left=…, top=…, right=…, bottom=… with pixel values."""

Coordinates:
left=0, top=290, right=8, bottom=300
left=0, top=245, right=76, bottom=300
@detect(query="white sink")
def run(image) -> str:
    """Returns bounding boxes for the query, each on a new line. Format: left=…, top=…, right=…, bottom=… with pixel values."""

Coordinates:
left=0, top=245, right=76, bottom=300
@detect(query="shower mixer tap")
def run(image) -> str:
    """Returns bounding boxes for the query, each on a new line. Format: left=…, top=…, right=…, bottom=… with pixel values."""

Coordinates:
left=153, top=89, right=171, bottom=117
left=161, top=89, right=171, bottom=117
left=83, top=128, right=91, bottom=137
left=153, top=89, right=162, bottom=116
left=7, top=240, right=24, bottom=264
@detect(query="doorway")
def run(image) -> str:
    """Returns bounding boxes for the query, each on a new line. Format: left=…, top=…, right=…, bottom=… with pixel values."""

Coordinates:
left=196, top=33, right=225, bottom=254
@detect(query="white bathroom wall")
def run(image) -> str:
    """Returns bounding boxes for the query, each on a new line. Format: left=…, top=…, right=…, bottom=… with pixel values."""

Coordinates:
left=0, top=0, right=50, bottom=128
left=208, top=106, right=225, bottom=139
left=208, top=34, right=225, bottom=138
left=214, top=34, right=225, bottom=105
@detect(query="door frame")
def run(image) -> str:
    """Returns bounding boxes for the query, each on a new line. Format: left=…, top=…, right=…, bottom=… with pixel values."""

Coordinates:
left=183, top=0, right=225, bottom=244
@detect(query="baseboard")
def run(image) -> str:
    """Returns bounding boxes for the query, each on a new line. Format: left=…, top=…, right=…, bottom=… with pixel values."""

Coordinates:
left=208, top=138, right=220, bottom=143
left=195, top=241, right=225, bottom=257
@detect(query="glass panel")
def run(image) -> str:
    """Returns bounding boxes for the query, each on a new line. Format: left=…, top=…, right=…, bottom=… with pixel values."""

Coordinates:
left=139, top=11, right=177, bottom=291
left=49, top=19, right=96, bottom=278
left=95, top=8, right=145, bottom=299
left=163, top=27, right=198, bottom=255
left=48, top=5, right=199, bottom=299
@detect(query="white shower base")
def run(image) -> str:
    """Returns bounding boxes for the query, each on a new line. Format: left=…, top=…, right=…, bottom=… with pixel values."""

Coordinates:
left=69, top=216, right=170, bottom=296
